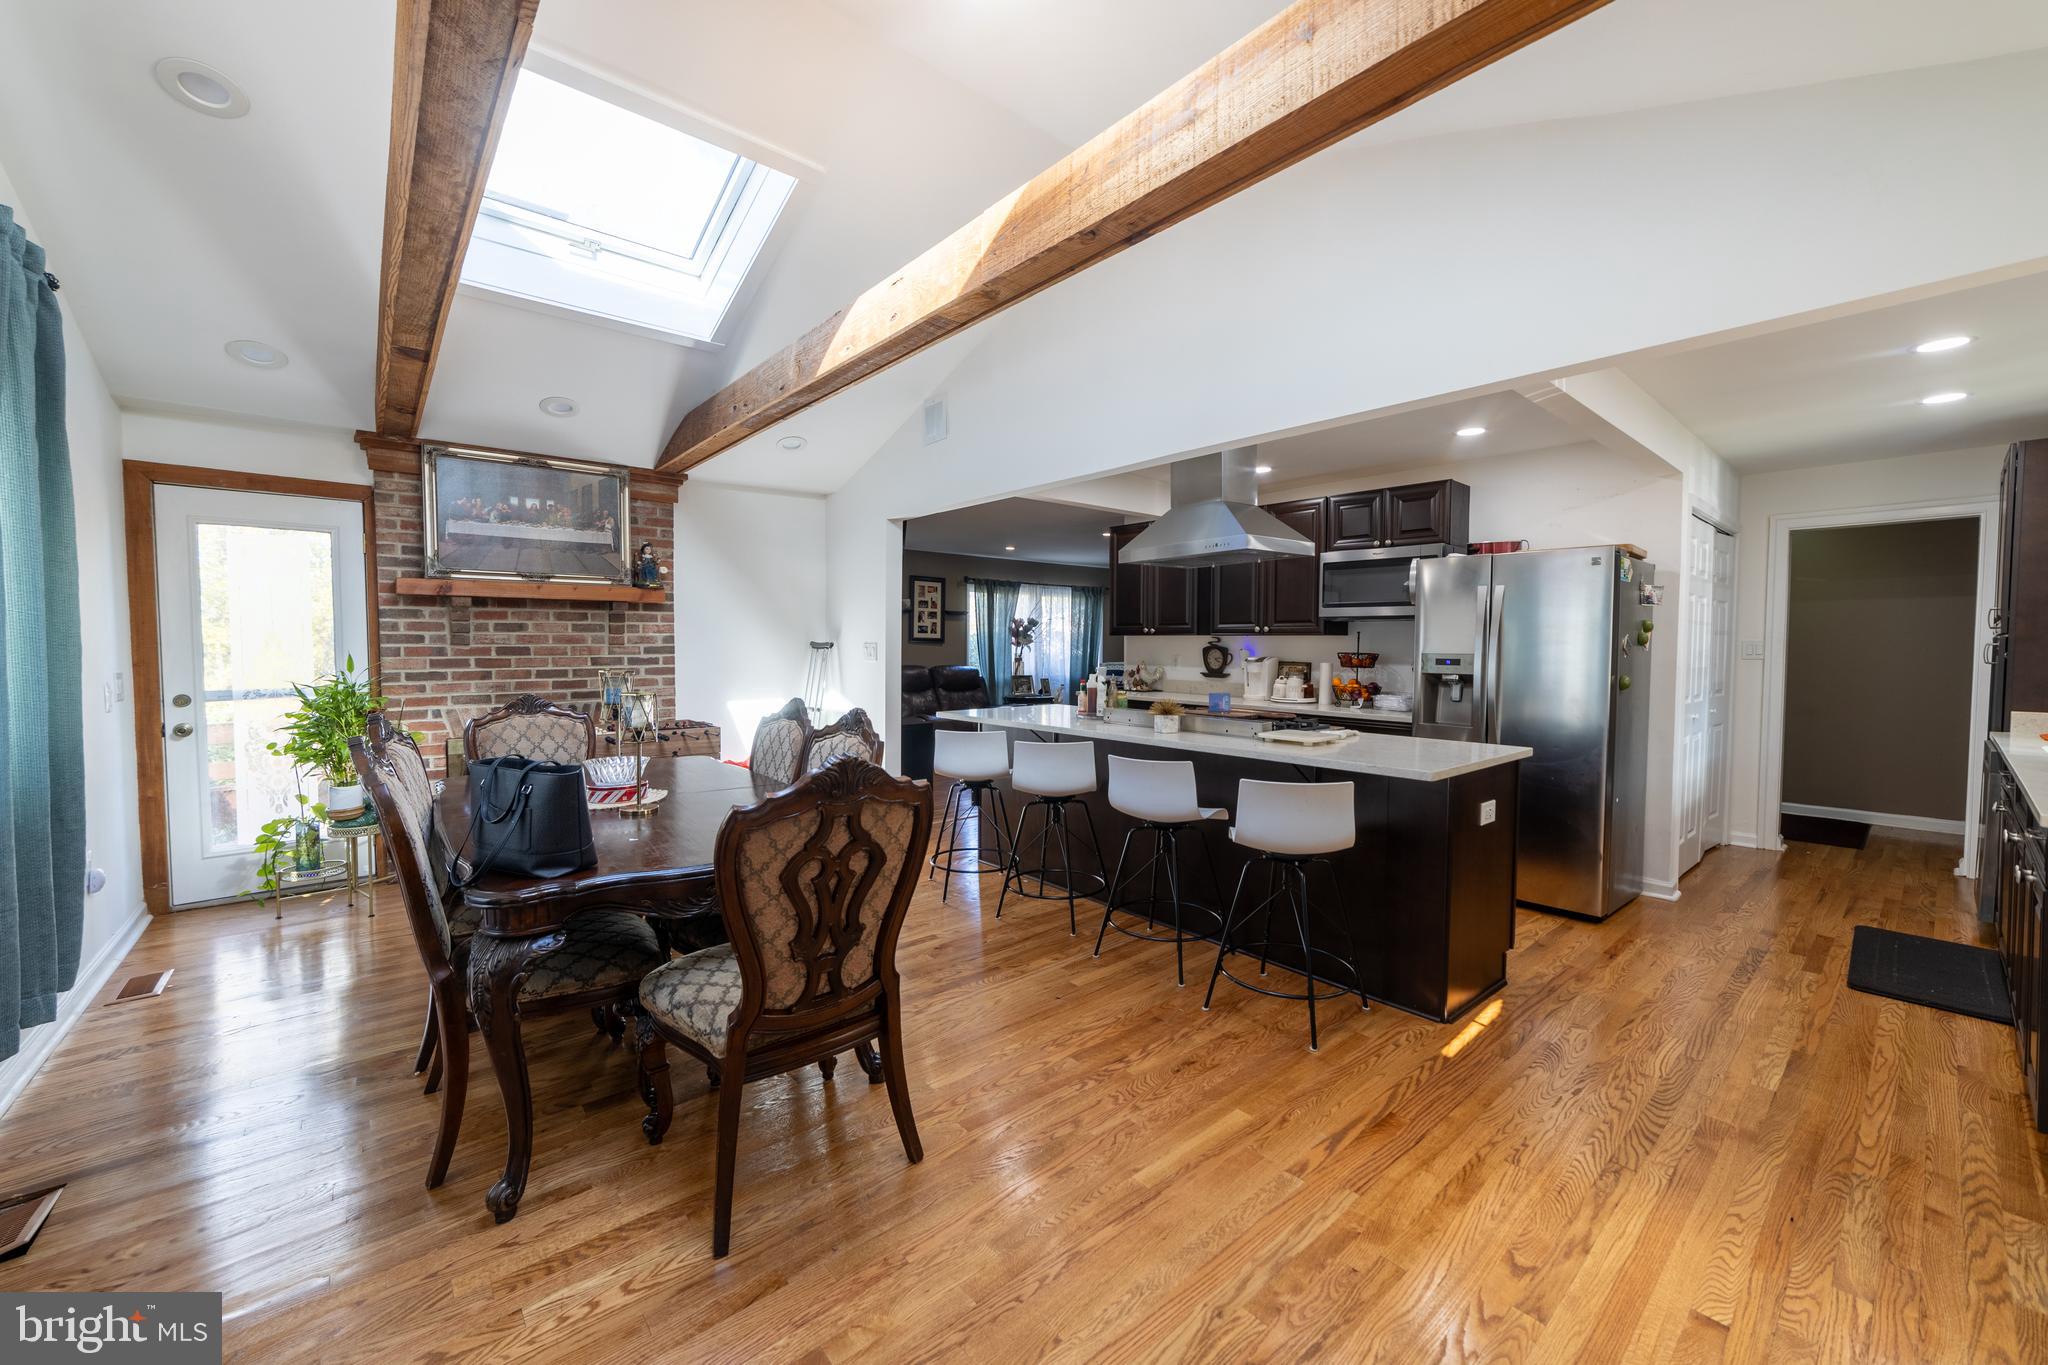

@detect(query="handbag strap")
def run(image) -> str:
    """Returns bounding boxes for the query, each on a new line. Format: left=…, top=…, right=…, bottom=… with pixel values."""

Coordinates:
left=450, top=758, right=542, bottom=888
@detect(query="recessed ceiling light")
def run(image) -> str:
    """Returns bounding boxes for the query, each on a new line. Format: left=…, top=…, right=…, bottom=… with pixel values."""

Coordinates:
left=153, top=58, right=250, bottom=119
left=1920, top=391, right=1969, bottom=406
left=538, top=395, right=579, bottom=416
left=224, top=339, right=287, bottom=369
left=1101, top=531, right=1112, bottom=537
left=777, top=435, right=807, bottom=451
left=1005, top=545, right=1016, bottom=552
left=1254, top=464, right=1273, bottom=474
left=1456, top=426, right=1487, bottom=437
left=1914, top=335, right=1973, bottom=354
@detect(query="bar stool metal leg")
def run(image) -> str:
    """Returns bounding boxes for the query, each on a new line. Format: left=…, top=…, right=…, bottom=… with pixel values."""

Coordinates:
left=996, top=795, right=1106, bottom=929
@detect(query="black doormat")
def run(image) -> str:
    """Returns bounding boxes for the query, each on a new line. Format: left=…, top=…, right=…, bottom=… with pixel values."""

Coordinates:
left=1782, top=813, right=1871, bottom=849
left=1846, top=925, right=2012, bottom=1024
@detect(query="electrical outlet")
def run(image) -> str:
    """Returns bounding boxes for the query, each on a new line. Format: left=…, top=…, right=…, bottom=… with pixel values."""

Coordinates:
left=862, top=641, right=879, bottom=662
left=1479, top=799, right=1497, bottom=826
left=115, top=671, right=126, bottom=702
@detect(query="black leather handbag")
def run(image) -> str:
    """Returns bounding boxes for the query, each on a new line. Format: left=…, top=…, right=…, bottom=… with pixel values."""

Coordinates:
left=451, top=756, right=597, bottom=884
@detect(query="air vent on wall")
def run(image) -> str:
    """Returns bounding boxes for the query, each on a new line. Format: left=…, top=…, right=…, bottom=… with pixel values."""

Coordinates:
left=923, top=397, right=948, bottom=445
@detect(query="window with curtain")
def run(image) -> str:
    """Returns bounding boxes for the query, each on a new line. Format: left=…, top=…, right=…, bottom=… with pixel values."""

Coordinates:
left=1, top=205, right=86, bottom=1065
left=966, top=579, right=1105, bottom=700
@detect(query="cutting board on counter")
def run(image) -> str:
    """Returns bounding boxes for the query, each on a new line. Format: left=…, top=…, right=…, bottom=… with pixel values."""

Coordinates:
left=1253, top=727, right=1359, bottom=746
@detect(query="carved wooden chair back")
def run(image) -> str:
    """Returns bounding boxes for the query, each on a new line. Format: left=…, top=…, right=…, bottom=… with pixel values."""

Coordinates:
left=748, top=697, right=812, bottom=788
left=352, top=717, right=454, bottom=981
left=465, top=694, right=596, bottom=764
left=714, top=758, right=931, bottom=1049
left=803, top=706, right=884, bottom=772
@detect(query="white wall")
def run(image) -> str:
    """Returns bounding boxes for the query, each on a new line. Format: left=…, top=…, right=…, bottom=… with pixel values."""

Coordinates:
left=672, top=483, right=833, bottom=758
left=1728, top=445, right=2006, bottom=845
left=0, top=160, right=150, bottom=1116
left=819, top=50, right=2042, bottom=870
left=121, top=408, right=367, bottom=485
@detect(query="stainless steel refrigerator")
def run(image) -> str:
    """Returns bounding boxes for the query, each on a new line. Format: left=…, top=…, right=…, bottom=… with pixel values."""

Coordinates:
left=1413, top=546, right=1656, bottom=919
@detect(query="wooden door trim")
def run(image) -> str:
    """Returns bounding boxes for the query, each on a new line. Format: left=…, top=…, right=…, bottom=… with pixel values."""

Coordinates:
left=123, top=461, right=380, bottom=914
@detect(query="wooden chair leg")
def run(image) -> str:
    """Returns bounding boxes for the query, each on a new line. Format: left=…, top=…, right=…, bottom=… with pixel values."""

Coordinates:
left=424, top=1040, right=444, bottom=1096
left=426, top=984, right=468, bottom=1188
left=636, top=1014, right=673, bottom=1145
left=590, top=1006, right=609, bottom=1037
left=712, top=1065, right=746, bottom=1258
left=608, top=1004, right=627, bottom=1046
left=879, top=1003, right=923, bottom=1164
left=818, top=1055, right=838, bottom=1081
left=854, top=1040, right=883, bottom=1085
left=413, top=991, right=438, bottom=1076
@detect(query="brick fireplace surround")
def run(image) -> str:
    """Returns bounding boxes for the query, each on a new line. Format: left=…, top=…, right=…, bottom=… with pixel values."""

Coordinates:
left=355, top=433, right=680, bottom=774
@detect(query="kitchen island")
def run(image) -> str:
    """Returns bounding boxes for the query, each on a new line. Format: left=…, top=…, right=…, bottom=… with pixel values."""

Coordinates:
left=937, top=704, right=1530, bottom=1022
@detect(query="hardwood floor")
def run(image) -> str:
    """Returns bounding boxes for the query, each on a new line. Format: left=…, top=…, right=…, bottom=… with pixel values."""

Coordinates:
left=2, top=826, right=2043, bottom=1362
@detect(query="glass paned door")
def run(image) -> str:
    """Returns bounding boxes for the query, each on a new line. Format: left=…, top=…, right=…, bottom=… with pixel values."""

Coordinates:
left=155, top=486, right=369, bottom=906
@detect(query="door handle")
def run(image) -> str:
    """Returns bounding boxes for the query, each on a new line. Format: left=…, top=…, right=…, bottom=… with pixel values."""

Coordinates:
left=1985, top=641, right=1998, bottom=665
left=1990, top=607, right=2005, bottom=631
left=170, top=722, right=195, bottom=739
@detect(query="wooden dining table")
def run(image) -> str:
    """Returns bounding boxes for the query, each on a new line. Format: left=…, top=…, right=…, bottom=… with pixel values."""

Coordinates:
left=435, top=754, right=777, bottom=1221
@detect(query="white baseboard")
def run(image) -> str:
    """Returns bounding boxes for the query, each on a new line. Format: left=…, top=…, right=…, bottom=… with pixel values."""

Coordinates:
left=1639, top=879, right=1682, bottom=902
left=1725, top=829, right=1764, bottom=849
left=0, top=903, right=151, bottom=1122
left=1780, top=802, right=1965, bottom=836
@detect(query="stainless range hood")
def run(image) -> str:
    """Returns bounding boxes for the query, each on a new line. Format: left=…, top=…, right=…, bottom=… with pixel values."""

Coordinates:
left=1119, top=447, right=1313, bottom=568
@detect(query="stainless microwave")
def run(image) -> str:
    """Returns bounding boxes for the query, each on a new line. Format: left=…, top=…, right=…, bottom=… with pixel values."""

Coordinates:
left=1319, top=544, right=1451, bottom=618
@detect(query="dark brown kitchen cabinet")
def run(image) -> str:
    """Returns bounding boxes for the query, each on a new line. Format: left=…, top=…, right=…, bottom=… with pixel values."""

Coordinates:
left=1108, top=524, right=1150, bottom=636
left=1264, top=499, right=1328, bottom=632
left=1325, top=480, right=1469, bottom=550
left=1206, top=499, right=1329, bottom=636
left=1990, top=440, right=2048, bottom=728
left=1980, top=740, right=2048, bottom=1132
left=1384, top=481, right=1470, bottom=547
left=1109, top=522, right=1207, bottom=637
left=1325, top=491, right=1387, bottom=551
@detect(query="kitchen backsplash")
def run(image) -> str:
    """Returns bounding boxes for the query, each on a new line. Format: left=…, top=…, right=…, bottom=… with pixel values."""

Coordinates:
left=1117, top=619, right=1418, bottom=699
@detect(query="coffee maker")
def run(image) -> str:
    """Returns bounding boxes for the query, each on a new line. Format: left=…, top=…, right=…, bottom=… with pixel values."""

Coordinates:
left=1242, top=655, right=1278, bottom=703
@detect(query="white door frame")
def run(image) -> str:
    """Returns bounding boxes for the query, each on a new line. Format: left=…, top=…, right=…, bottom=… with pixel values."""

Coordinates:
left=1686, top=506, right=1739, bottom=864
left=1758, top=496, right=1996, bottom=874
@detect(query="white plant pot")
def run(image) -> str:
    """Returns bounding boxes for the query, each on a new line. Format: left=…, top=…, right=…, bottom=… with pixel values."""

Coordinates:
left=1153, top=715, right=1182, bottom=735
left=326, top=781, right=365, bottom=818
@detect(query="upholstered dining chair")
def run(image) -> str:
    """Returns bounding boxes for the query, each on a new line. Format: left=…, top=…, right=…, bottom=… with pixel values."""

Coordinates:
left=636, top=757, right=933, bottom=1257
left=465, top=693, right=597, bottom=764
left=748, top=697, right=811, bottom=788
left=804, top=706, right=884, bottom=771
left=352, top=722, right=671, bottom=1190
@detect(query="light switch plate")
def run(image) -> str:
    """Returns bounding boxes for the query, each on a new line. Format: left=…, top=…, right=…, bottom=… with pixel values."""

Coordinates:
left=1479, top=799, right=1497, bottom=826
left=862, top=641, right=879, bottom=662
left=1741, top=640, right=1764, bottom=659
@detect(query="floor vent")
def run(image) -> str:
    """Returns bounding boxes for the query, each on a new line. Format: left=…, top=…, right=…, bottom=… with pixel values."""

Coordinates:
left=0, top=1185, right=64, bottom=1261
left=109, top=970, right=173, bottom=1004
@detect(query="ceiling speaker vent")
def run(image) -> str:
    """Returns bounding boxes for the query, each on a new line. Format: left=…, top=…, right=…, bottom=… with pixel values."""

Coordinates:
left=923, top=398, right=948, bottom=445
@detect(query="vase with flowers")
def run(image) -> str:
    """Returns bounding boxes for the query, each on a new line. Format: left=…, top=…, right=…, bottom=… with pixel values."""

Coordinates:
left=1008, top=615, right=1041, bottom=691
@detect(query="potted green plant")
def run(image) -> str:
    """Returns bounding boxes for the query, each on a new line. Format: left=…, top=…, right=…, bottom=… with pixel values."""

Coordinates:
left=266, top=656, right=383, bottom=820
left=1149, top=697, right=1186, bottom=735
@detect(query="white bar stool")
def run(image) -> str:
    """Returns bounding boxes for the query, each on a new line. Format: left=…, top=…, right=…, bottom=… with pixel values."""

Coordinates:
left=1202, top=779, right=1367, bottom=1051
left=1092, top=756, right=1229, bottom=986
left=998, top=740, right=1108, bottom=932
left=927, top=729, right=1017, bottom=903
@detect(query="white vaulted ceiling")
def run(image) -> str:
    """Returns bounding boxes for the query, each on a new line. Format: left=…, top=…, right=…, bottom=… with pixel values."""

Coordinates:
left=1, top=0, right=2046, bottom=490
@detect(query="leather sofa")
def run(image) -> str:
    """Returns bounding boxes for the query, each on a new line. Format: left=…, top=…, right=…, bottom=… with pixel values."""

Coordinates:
left=901, top=664, right=989, bottom=780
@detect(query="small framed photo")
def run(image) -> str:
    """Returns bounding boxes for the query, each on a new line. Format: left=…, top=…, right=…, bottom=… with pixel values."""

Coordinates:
left=909, top=575, right=946, bottom=642
left=1010, top=675, right=1036, bottom=696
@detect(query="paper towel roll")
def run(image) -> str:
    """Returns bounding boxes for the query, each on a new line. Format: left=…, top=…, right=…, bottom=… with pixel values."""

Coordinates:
left=1314, top=661, right=1333, bottom=707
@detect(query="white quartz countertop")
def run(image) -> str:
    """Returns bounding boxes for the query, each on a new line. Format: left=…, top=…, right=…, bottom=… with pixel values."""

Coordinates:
left=938, top=704, right=1529, bottom=782
left=1119, top=688, right=1414, bottom=726
left=1993, top=731, right=2048, bottom=820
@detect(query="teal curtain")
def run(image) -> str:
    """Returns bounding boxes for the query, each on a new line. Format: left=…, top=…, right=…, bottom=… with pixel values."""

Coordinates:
left=0, top=205, right=85, bottom=1063
left=1067, top=586, right=1104, bottom=696
left=966, top=577, right=1020, bottom=700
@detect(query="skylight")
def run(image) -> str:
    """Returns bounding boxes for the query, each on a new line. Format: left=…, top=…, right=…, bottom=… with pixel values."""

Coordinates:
left=460, top=70, right=796, bottom=343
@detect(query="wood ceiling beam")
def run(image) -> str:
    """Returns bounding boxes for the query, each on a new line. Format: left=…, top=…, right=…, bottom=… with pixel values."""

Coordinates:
left=374, top=0, right=537, bottom=437
left=657, top=0, right=1610, bottom=474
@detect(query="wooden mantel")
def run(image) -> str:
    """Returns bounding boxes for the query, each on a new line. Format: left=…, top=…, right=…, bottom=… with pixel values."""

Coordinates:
left=393, top=576, right=666, bottom=605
